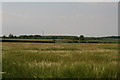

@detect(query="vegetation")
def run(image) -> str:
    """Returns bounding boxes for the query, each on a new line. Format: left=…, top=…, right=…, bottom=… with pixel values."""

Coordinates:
left=2, top=42, right=119, bottom=78
left=1, top=34, right=78, bottom=39
left=1, top=34, right=120, bottom=43
left=1, top=34, right=119, bottom=78
left=79, top=35, right=85, bottom=43
left=8, top=34, right=14, bottom=38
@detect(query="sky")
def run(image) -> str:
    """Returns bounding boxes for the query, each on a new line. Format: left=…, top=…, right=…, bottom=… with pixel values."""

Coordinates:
left=1, top=2, right=118, bottom=37
left=0, top=2, right=2, bottom=36
left=1, top=0, right=119, bottom=2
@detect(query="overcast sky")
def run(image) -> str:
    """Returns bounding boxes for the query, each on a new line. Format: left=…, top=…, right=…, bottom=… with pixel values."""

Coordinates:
left=2, top=2, right=118, bottom=37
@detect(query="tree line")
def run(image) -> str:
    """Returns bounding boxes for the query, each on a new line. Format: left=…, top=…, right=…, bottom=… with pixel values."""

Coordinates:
left=1, top=34, right=120, bottom=43
left=1, top=34, right=86, bottom=43
left=2, top=34, right=85, bottom=40
left=2, top=34, right=120, bottom=39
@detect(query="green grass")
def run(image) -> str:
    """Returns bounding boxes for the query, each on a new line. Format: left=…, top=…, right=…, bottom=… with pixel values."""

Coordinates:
left=2, top=42, right=119, bottom=78
left=86, top=38, right=119, bottom=43
left=2, top=38, right=119, bottom=43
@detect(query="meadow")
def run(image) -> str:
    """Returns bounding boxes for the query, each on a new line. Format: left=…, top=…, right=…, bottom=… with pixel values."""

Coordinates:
left=2, top=42, right=119, bottom=78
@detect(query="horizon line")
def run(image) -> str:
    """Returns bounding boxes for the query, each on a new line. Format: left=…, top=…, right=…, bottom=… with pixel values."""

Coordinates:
left=0, top=34, right=119, bottom=37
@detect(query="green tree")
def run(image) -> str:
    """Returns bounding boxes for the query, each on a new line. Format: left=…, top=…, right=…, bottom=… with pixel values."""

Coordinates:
left=34, top=35, right=41, bottom=39
left=79, top=35, right=84, bottom=43
left=9, top=34, right=14, bottom=38
left=2, top=35, right=6, bottom=38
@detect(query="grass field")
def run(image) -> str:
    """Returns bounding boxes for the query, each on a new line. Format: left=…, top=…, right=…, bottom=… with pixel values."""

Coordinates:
left=1, top=39, right=77, bottom=43
left=2, top=42, right=119, bottom=78
left=1, top=39, right=53, bottom=41
left=1, top=38, right=119, bottom=43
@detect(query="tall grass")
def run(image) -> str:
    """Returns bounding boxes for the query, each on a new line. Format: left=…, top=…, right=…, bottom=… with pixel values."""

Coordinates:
left=2, top=42, right=118, bottom=78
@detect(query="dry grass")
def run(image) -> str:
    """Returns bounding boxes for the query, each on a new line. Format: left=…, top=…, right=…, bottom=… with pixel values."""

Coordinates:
left=1, top=39, right=53, bottom=41
left=2, top=42, right=119, bottom=78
